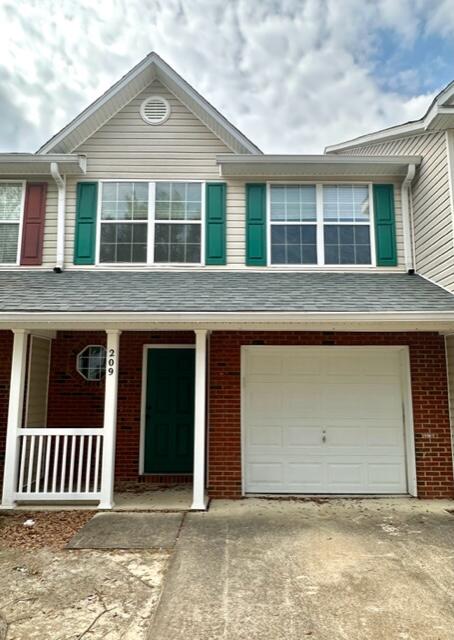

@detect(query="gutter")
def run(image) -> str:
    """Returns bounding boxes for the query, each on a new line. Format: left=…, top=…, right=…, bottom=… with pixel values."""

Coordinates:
left=401, top=164, right=417, bottom=272
left=50, top=162, right=66, bottom=273
left=1, top=310, right=454, bottom=324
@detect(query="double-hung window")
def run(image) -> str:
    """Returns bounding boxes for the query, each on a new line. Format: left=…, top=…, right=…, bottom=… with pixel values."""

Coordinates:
left=98, top=181, right=202, bottom=264
left=270, top=185, right=317, bottom=264
left=323, top=184, right=371, bottom=265
left=154, top=182, right=202, bottom=263
left=0, top=182, right=24, bottom=264
left=269, top=183, right=373, bottom=266
left=100, top=182, right=148, bottom=263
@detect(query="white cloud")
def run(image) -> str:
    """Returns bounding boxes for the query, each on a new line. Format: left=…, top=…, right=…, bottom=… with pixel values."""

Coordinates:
left=0, top=0, right=447, bottom=153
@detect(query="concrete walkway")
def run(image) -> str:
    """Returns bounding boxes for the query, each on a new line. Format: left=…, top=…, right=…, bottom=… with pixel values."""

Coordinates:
left=148, top=498, right=454, bottom=640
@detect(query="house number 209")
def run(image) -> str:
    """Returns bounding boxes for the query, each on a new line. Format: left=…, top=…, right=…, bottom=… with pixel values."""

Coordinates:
left=108, top=348, right=116, bottom=375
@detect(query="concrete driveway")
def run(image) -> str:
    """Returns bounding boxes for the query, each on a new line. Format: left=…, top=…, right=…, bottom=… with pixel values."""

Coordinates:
left=148, top=498, right=454, bottom=640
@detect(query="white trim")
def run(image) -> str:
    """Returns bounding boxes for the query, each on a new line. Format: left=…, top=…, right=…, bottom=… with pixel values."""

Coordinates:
left=400, top=347, right=417, bottom=496
left=76, top=344, right=107, bottom=381
left=96, top=180, right=205, bottom=267
left=240, top=345, right=416, bottom=497
left=2, top=310, right=454, bottom=325
left=139, top=343, right=196, bottom=476
left=192, top=329, right=208, bottom=510
left=324, top=98, right=454, bottom=154
left=445, top=130, right=454, bottom=258
left=368, top=182, right=377, bottom=267
left=267, top=181, right=376, bottom=267
left=99, top=329, right=121, bottom=509
left=1, top=330, right=29, bottom=507
left=218, top=154, right=422, bottom=166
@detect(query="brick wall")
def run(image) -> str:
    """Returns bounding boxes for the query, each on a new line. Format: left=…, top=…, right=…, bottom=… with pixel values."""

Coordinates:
left=209, top=331, right=454, bottom=499
left=0, top=329, right=453, bottom=500
left=47, top=330, right=195, bottom=482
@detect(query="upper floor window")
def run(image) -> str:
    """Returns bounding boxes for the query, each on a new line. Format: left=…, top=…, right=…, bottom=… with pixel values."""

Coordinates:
left=0, top=182, right=24, bottom=264
left=269, top=183, right=373, bottom=266
left=155, top=182, right=201, bottom=263
left=98, top=181, right=202, bottom=265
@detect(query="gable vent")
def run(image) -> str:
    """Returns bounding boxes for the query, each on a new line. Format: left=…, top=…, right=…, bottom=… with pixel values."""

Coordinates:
left=140, top=95, right=170, bottom=125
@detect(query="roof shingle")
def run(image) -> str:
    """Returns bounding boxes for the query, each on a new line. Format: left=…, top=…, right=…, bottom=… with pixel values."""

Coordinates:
left=0, top=271, right=453, bottom=314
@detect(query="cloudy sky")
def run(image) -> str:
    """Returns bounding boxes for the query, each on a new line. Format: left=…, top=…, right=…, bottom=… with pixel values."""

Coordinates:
left=1, top=0, right=454, bottom=154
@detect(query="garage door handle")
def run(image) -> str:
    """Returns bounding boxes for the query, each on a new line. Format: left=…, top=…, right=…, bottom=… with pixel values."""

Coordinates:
left=322, top=430, right=327, bottom=443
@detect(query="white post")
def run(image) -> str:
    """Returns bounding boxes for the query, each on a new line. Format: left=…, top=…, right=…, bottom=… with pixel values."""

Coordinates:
left=1, top=330, right=29, bottom=508
left=192, top=329, right=208, bottom=510
left=99, top=330, right=121, bottom=509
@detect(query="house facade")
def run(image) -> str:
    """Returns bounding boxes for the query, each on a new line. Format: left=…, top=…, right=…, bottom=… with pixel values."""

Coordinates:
left=1, top=53, right=454, bottom=510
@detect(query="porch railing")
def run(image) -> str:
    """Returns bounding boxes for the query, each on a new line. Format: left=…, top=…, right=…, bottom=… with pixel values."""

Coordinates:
left=15, top=428, right=104, bottom=501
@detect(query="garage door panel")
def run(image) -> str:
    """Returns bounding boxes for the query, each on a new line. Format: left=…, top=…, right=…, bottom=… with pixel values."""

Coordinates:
left=248, top=425, right=283, bottom=447
left=247, top=461, right=283, bottom=489
left=285, top=426, right=324, bottom=447
left=244, top=347, right=409, bottom=495
left=322, top=383, right=401, bottom=419
left=327, top=462, right=364, bottom=487
left=325, top=350, right=400, bottom=376
left=247, top=382, right=322, bottom=420
left=366, top=461, right=407, bottom=488
left=285, top=462, right=326, bottom=489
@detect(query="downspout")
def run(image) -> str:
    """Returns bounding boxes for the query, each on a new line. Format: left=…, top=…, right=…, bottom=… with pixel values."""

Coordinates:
left=401, top=163, right=416, bottom=273
left=50, top=162, right=66, bottom=273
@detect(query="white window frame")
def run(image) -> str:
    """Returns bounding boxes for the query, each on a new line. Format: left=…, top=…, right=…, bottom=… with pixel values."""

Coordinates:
left=267, top=181, right=376, bottom=268
left=0, top=180, right=26, bottom=267
left=96, top=179, right=206, bottom=267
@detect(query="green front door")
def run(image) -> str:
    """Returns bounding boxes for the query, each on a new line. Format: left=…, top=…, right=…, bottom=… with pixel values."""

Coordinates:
left=144, top=348, right=195, bottom=474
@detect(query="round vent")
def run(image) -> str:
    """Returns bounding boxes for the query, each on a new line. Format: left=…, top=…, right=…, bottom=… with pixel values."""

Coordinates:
left=140, top=95, right=170, bottom=125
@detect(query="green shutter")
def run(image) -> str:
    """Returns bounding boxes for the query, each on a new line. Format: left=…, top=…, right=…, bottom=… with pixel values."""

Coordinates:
left=373, top=184, right=397, bottom=266
left=74, top=182, right=98, bottom=265
left=246, top=183, right=266, bottom=266
left=205, top=182, right=226, bottom=265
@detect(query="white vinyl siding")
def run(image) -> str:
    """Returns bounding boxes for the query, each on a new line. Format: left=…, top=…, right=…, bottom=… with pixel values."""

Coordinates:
left=0, top=177, right=57, bottom=269
left=63, top=80, right=405, bottom=270
left=334, top=131, right=454, bottom=290
left=66, top=80, right=232, bottom=267
left=25, top=336, right=51, bottom=428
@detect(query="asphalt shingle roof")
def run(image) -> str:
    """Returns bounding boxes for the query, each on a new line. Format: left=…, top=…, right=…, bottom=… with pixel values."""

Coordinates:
left=0, top=271, right=453, bottom=314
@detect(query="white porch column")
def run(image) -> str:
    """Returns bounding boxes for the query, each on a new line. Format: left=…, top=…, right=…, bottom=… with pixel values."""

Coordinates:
left=192, top=329, right=208, bottom=510
left=1, top=330, right=29, bottom=508
left=99, top=330, right=121, bottom=509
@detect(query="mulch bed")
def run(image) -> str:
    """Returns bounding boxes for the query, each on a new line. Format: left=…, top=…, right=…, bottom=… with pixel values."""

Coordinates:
left=0, top=511, right=96, bottom=550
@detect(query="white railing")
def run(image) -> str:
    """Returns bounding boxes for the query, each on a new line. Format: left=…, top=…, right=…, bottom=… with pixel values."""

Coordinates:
left=15, top=428, right=104, bottom=501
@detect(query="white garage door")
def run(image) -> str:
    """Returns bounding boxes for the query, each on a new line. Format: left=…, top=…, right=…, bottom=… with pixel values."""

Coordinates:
left=243, top=347, right=410, bottom=494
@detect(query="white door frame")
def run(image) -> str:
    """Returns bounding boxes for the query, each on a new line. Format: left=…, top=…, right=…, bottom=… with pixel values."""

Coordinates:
left=240, top=345, right=417, bottom=497
left=139, top=344, right=196, bottom=475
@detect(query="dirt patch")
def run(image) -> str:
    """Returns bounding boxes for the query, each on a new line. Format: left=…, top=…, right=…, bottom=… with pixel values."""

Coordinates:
left=0, top=511, right=95, bottom=550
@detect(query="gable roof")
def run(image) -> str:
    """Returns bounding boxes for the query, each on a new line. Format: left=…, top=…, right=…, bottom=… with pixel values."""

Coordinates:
left=37, top=52, right=261, bottom=156
left=325, top=79, right=454, bottom=153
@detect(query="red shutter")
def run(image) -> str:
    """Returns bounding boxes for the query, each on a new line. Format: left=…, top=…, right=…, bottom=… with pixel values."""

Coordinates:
left=20, top=182, right=47, bottom=265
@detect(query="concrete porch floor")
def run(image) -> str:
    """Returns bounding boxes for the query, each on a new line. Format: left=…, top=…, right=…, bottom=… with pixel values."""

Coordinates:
left=9, top=485, right=194, bottom=511
left=113, top=485, right=193, bottom=511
